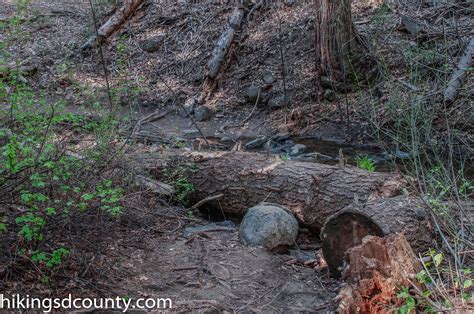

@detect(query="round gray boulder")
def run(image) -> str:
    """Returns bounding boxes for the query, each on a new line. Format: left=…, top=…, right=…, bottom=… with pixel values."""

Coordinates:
left=239, top=203, right=299, bottom=253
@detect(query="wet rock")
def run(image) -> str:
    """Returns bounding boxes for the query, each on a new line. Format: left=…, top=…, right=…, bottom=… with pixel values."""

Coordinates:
left=178, top=98, right=197, bottom=117
left=246, top=84, right=260, bottom=103
left=194, top=105, right=214, bottom=121
left=140, top=34, right=165, bottom=53
left=245, top=136, right=268, bottom=150
left=268, top=94, right=290, bottom=110
left=183, top=221, right=236, bottom=238
left=290, top=144, right=307, bottom=156
left=239, top=203, right=299, bottom=253
left=324, top=89, right=336, bottom=101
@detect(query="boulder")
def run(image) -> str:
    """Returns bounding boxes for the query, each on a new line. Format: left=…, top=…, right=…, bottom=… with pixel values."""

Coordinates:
left=194, top=105, right=214, bottom=121
left=140, top=34, right=165, bottom=53
left=239, top=203, right=299, bottom=253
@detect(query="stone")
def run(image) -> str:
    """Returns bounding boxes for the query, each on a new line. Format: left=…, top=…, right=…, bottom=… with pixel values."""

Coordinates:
left=239, top=203, right=299, bottom=252
left=284, top=0, right=295, bottom=5
left=178, top=98, right=197, bottom=118
left=244, top=136, right=268, bottom=150
left=290, top=144, right=307, bottom=156
left=324, top=89, right=336, bottom=101
left=263, top=73, right=276, bottom=88
left=194, top=105, right=214, bottom=121
left=140, top=34, right=165, bottom=53
left=245, top=84, right=260, bottom=103
left=267, top=94, right=289, bottom=110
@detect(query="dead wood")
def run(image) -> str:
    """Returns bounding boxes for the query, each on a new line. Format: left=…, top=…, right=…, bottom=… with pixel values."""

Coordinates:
left=321, top=196, right=434, bottom=277
left=82, top=0, right=144, bottom=50
left=336, top=234, right=422, bottom=313
left=138, top=150, right=405, bottom=231
left=444, top=37, right=474, bottom=103
left=207, top=5, right=245, bottom=79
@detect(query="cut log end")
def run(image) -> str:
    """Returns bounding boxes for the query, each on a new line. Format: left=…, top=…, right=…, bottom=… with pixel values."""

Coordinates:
left=321, top=196, right=434, bottom=277
left=321, top=212, right=384, bottom=277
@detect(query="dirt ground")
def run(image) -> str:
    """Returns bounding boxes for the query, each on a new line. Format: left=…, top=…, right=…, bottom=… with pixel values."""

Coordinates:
left=1, top=0, right=472, bottom=311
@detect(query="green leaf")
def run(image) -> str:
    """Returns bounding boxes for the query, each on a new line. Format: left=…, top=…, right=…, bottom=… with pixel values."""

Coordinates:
left=433, top=253, right=443, bottom=267
left=81, top=193, right=94, bottom=201
left=463, top=279, right=472, bottom=289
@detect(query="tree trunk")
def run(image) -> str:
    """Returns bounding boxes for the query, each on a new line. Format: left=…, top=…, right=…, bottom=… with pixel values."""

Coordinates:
left=321, top=196, right=434, bottom=276
left=82, top=0, right=144, bottom=50
left=336, top=234, right=423, bottom=313
left=315, top=0, right=361, bottom=82
left=138, top=150, right=405, bottom=231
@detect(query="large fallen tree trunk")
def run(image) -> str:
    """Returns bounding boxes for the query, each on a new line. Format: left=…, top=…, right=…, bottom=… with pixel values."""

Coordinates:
left=321, top=196, right=434, bottom=276
left=138, top=150, right=406, bottom=231
left=82, top=0, right=144, bottom=50
left=444, top=37, right=474, bottom=103
left=336, top=234, right=423, bottom=313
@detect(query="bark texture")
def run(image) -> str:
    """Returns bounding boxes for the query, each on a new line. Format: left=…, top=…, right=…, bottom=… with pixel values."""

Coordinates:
left=337, top=234, right=423, bottom=313
left=140, top=150, right=404, bottom=231
left=321, top=196, right=434, bottom=276
left=82, top=0, right=144, bottom=50
left=315, top=0, right=359, bottom=81
left=207, top=5, right=245, bottom=79
left=444, top=37, right=474, bottom=103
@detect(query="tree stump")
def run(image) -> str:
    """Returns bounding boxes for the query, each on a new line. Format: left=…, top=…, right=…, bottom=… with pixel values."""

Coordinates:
left=337, top=234, right=423, bottom=313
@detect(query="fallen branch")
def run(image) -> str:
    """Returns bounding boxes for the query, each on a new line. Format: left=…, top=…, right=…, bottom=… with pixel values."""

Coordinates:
left=207, top=5, right=245, bottom=79
left=191, top=194, right=224, bottom=210
left=444, top=37, right=474, bottom=103
left=82, top=0, right=144, bottom=50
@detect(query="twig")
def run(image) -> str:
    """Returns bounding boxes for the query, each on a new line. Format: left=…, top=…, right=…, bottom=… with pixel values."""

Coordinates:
left=191, top=194, right=224, bottom=209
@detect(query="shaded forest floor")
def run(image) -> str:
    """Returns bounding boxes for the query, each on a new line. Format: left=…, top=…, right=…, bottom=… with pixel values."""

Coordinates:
left=0, top=0, right=472, bottom=312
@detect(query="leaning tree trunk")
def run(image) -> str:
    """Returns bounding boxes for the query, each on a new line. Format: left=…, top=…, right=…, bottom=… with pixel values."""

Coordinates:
left=315, top=0, right=361, bottom=82
left=136, top=150, right=406, bottom=231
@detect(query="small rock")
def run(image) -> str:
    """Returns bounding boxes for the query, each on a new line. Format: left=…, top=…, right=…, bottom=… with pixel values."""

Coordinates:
left=239, top=203, right=299, bottom=252
left=140, top=34, right=165, bottom=53
left=246, top=84, right=260, bottom=103
left=178, top=98, right=197, bottom=118
left=284, top=0, right=295, bottom=5
left=290, top=144, right=307, bottom=156
left=194, top=105, right=214, bottom=121
left=324, top=89, right=336, bottom=101
left=268, top=94, right=289, bottom=110
left=263, top=74, right=276, bottom=89
left=245, top=136, right=268, bottom=150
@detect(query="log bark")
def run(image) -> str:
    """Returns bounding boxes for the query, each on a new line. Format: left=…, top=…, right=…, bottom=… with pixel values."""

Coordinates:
left=321, top=196, right=434, bottom=277
left=82, top=0, right=144, bottom=50
left=139, top=150, right=405, bottom=231
left=207, top=5, right=245, bottom=79
left=444, top=37, right=474, bottom=103
left=336, top=234, right=423, bottom=313
left=315, top=0, right=360, bottom=82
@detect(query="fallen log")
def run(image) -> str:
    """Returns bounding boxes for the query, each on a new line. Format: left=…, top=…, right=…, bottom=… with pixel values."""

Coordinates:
left=444, top=37, right=474, bottom=103
left=207, top=5, right=245, bottom=79
left=321, top=196, right=434, bottom=276
left=138, top=150, right=405, bottom=231
left=336, top=234, right=423, bottom=313
left=82, top=0, right=144, bottom=50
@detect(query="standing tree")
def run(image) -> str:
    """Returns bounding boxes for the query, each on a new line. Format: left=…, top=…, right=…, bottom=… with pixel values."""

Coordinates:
left=315, top=0, right=368, bottom=83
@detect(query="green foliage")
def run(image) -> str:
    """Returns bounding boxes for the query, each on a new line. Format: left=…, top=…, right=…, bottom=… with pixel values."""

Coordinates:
left=356, top=155, right=376, bottom=172
left=163, top=163, right=196, bottom=206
